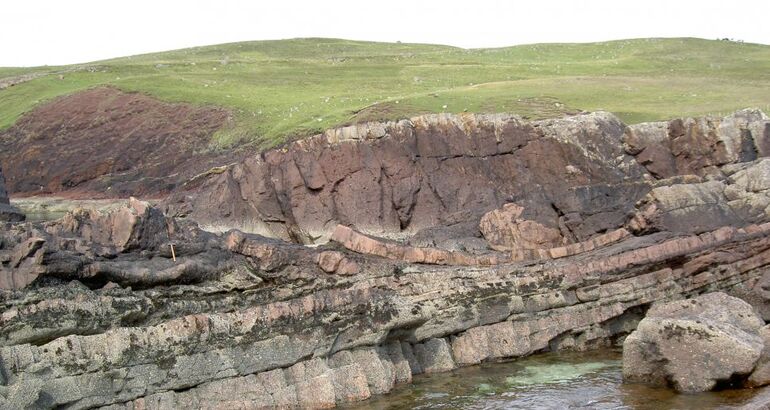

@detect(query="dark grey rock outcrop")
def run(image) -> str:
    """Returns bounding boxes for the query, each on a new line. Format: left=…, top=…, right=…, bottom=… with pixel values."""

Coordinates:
left=0, top=167, right=24, bottom=222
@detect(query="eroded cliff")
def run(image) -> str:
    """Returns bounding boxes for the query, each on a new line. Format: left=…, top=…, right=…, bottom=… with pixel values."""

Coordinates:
left=166, top=110, right=769, bottom=248
left=0, top=109, right=768, bottom=408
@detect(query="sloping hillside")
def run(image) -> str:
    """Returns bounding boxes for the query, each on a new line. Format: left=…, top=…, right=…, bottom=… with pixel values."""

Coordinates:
left=1, top=37, right=769, bottom=149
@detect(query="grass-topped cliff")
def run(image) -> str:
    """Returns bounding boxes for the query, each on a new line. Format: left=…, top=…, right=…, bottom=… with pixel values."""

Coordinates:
left=1, top=37, right=769, bottom=148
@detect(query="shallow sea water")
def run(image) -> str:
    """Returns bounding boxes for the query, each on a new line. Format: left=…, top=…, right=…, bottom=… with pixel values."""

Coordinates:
left=345, top=348, right=763, bottom=410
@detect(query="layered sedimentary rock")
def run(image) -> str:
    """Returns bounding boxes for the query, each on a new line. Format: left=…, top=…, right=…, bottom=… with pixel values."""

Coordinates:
left=0, top=198, right=769, bottom=408
left=628, top=159, right=770, bottom=235
left=0, top=110, right=769, bottom=408
left=0, top=167, right=24, bottom=222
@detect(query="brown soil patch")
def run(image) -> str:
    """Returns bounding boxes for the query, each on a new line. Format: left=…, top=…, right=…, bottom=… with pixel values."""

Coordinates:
left=0, top=87, right=243, bottom=198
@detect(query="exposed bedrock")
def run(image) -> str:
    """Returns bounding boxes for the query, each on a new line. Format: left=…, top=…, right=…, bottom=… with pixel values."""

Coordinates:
left=0, top=110, right=768, bottom=408
left=0, top=198, right=769, bottom=408
left=628, top=158, right=770, bottom=235
left=165, top=111, right=647, bottom=244
left=166, top=109, right=769, bottom=249
left=0, top=167, right=25, bottom=222
left=624, top=108, right=769, bottom=179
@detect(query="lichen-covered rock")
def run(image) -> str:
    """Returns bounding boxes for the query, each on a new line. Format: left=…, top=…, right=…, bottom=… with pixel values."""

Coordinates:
left=0, top=110, right=769, bottom=408
left=729, top=270, right=770, bottom=321
left=624, top=109, right=769, bottom=178
left=623, top=292, right=765, bottom=392
left=748, top=326, right=770, bottom=387
left=0, top=217, right=768, bottom=408
left=628, top=158, right=770, bottom=234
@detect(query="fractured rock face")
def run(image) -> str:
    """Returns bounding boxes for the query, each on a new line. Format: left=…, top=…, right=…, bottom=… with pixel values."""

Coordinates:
left=628, top=158, right=770, bottom=234
left=0, top=199, right=241, bottom=290
left=0, top=216, right=768, bottom=407
left=624, top=109, right=769, bottom=179
left=0, top=109, right=770, bottom=408
left=316, top=251, right=359, bottom=275
left=479, top=203, right=565, bottom=251
left=165, top=111, right=646, bottom=244
left=623, top=292, right=766, bottom=392
left=0, top=166, right=24, bottom=222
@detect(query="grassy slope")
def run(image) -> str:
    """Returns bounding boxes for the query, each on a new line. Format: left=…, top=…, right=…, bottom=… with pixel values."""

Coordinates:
left=1, top=37, right=769, bottom=148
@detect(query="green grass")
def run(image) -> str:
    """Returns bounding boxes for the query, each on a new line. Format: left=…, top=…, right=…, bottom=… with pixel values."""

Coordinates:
left=1, top=37, right=769, bottom=149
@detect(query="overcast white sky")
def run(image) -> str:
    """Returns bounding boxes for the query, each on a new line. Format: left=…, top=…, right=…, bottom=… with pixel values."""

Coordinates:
left=3, top=0, right=769, bottom=67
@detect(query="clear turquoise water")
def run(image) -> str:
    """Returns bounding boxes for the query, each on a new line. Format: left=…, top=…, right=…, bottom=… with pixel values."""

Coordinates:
left=346, top=348, right=764, bottom=410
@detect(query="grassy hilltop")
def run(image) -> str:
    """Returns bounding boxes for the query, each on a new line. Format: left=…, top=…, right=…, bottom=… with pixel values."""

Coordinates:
left=1, top=37, right=769, bottom=148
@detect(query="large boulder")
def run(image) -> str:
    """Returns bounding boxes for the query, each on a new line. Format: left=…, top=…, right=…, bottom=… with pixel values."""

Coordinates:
left=623, top=292, right=765, bottom=392
left=0, top=166, right=24, bottom=222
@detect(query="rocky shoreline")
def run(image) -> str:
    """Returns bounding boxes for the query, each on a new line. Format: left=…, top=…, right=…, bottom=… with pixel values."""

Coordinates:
left=0, top=109, right=769, bottom=408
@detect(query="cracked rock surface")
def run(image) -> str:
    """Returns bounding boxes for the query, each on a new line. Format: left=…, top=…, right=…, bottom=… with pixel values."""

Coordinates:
left=0, top=110, right=769, bottom=408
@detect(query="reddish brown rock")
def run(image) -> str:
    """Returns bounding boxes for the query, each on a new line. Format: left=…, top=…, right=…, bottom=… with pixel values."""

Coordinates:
left=0, top=110, right=768, bottom=409
left=0, top=210, right=769, bottom=408
left=479, top=203, right=565, bottom=251
left=330, top=224, right=506, bottom=266
left=0, top=87, right=240, bottom=198
left=166, top=112, right=646, bottom=244
left=624, top=109, right=769, bottom=179
left=316, top=251, right=360, bottom=275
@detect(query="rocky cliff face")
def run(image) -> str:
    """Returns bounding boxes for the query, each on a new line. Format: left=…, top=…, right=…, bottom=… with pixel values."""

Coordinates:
left=624, top=109, right=769, bottom=179
left=166, top=110, right=769, bottom=249
left=166, top=112, right=648, bottom=244
left=0, top=110, right=769, bottom=408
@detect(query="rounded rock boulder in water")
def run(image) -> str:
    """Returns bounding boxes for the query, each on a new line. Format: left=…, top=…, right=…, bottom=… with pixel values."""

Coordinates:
left=622, top=292, right=765, bottom=393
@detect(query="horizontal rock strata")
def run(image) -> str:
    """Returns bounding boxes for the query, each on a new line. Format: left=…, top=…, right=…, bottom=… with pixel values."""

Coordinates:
left=330, top=224, right=506, bottom=266
left=0, top=207, right=768, bottom=408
